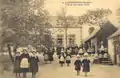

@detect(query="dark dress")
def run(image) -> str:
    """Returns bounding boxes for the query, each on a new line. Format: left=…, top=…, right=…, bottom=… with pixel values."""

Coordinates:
left=75, top=46, right=79, bottom=55
left=74, top=60, right=82, bottom=71
left=82, top=59, right=90, bottom=72
left=20, top=53, right=30, bottom=73
left=30, top=56, right=39, bottom=72
left=14, top=56, right=20, bottom=73
left=48, top=52, right=54, bottom=61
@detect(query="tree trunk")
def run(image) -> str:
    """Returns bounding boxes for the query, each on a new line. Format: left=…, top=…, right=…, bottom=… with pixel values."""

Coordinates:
left=7, top=44, right=14, bottom=63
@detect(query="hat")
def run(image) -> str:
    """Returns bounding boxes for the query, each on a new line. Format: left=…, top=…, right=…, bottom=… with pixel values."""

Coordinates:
left=77, top=55, right=80, bottom=58
left=84, top=52, right=88, bottom=56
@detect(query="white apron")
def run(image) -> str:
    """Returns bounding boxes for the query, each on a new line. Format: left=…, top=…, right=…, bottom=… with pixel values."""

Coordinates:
left=20, top=58, right=29, bottom=68
left=60, top=56, right=65, bottom=62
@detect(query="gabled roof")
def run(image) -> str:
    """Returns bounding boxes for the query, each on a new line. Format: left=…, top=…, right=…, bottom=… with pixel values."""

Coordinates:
left=84, top=28, right=100, bottom=42
left=108, top=29, right=120, bottom=39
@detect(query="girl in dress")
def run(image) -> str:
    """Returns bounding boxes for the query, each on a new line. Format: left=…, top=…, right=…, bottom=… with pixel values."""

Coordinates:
left=14, top=52, right=21, bottom=78
left=82, top=55, right=91, bottom=77
left=48, top=48, right=54, bottom=64
left=20, top=49, right=30, bottom=78
left=65, top=50, right=71, bottom=66
left=74, top=55, right=82, bottom=75
left=78, top=48, right=84, bottom=57
left=59, top=53, right=65, bottom=67
left=30, top=51, right=40, bottom=78
left=43, top=50, right=49, bottom=64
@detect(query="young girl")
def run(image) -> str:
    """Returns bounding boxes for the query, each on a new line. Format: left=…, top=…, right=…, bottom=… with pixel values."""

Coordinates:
left=20, top=49, right=30, bottom=78
left=43, top=50, right=49, bottom=64
left=66, top=53, right=71, bottom=66
left=78, top=48, right=84, bottom=57
left=74, top=55, right=82, bottom=75
left=82, top=55, right=91, bottom=77
left=14, top=52, right=21, bottom=78
left=48, top=48, right=54, bottom=64
left=30, top=51, right=40, bottom=78
left=59, top=53, right=65, bottom=67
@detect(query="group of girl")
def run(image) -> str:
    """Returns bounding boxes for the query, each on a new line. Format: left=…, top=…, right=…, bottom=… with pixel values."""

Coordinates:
left=58, top=47, right=91, bottom=77
left=14, top=49, right=40, bottom=78
left=58, top=48, right=72, bottom=67
left=74, top=55, right=91, bottom=77
left=43, top=48, right=54, bottom=64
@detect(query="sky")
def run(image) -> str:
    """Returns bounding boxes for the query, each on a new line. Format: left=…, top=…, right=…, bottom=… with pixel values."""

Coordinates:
left=44, top=0, right=120, bottom=39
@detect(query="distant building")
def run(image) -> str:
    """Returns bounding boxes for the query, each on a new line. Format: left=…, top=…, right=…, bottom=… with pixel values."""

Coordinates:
left=49, top=27, right=82, bottom=48
left=108, top=29, right=120, bottom=65
left=48, top=16, right=84, bottom=48
left=84, top=21, right=117, bottom=53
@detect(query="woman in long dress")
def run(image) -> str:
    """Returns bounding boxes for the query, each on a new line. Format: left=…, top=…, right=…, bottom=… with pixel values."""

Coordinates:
left=20, top=49, right=30, bottom=78
left=30, top=51, right=40, bottom=78
left=82, top=55, right=91, bottom=77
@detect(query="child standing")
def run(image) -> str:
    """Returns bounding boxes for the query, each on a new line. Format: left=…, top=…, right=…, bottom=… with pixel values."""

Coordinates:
left=43, top=50, right=49, bottom=64
left=20, top=49, right=30, bottom=78
left=74, top=55, right=82, bottom=75
left=66, top=53, right=71, bottom=66
left=30, top=51, right=40, bottom=78
left=14, top=52, right=21, bottom=78
left=59, top=53, right=65, bottom=67
left=82, top=55, right=91, bottom=77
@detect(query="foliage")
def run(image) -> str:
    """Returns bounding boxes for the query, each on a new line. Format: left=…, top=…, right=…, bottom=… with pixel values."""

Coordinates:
left=0, top=0, right=53, bottom=50
left=78, top=8, right=112, bottom=26
left=56, top=8, right=77, bottom=27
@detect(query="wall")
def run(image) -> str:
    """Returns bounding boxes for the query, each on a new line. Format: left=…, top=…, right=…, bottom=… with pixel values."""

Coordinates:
left=108, top=39, right=115, bottom=63
left=49, top=28, right=81, bottom=47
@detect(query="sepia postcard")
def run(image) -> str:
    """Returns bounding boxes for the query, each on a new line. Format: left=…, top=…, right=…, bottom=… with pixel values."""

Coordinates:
left=0, top=0, right=120, bottom=78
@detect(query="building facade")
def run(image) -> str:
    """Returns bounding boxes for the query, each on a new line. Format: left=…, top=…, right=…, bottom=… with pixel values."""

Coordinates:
left=84, top=21, right=117, bottom=53
left=49, top=27, right=82, bottom=48
left=108, top=29, right=120, bottom=65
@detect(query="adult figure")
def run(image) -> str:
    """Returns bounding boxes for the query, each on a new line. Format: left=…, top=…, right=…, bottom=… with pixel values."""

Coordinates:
left=74, top=44, right=79, bottom=55
left=99, top=41, right=105, bottom=55
left=14, top=52, right=21, bottom=78
left=20, top=49, right=30, bottom=78
left=48, top=48, right=54, bottom=63
left=30, top=51, right=40, bottom=78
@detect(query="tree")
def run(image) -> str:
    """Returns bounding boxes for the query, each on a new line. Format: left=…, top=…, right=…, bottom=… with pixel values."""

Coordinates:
left=56, top=8, right=77, bottom=47
left=0, top=0, right=53, bottom=61
left=78, top=8, right=112, bottom=26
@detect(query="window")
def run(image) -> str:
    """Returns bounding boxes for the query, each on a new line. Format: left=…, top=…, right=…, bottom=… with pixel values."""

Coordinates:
left=56, top=34, right=63, bottom=45
left=68, top=34, right=75, bottom=45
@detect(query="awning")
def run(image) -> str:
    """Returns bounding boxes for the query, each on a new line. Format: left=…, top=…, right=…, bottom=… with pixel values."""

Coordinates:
left=84, top=28, right=100, bottom=42
left=108, top=29, right=120, bottom=39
